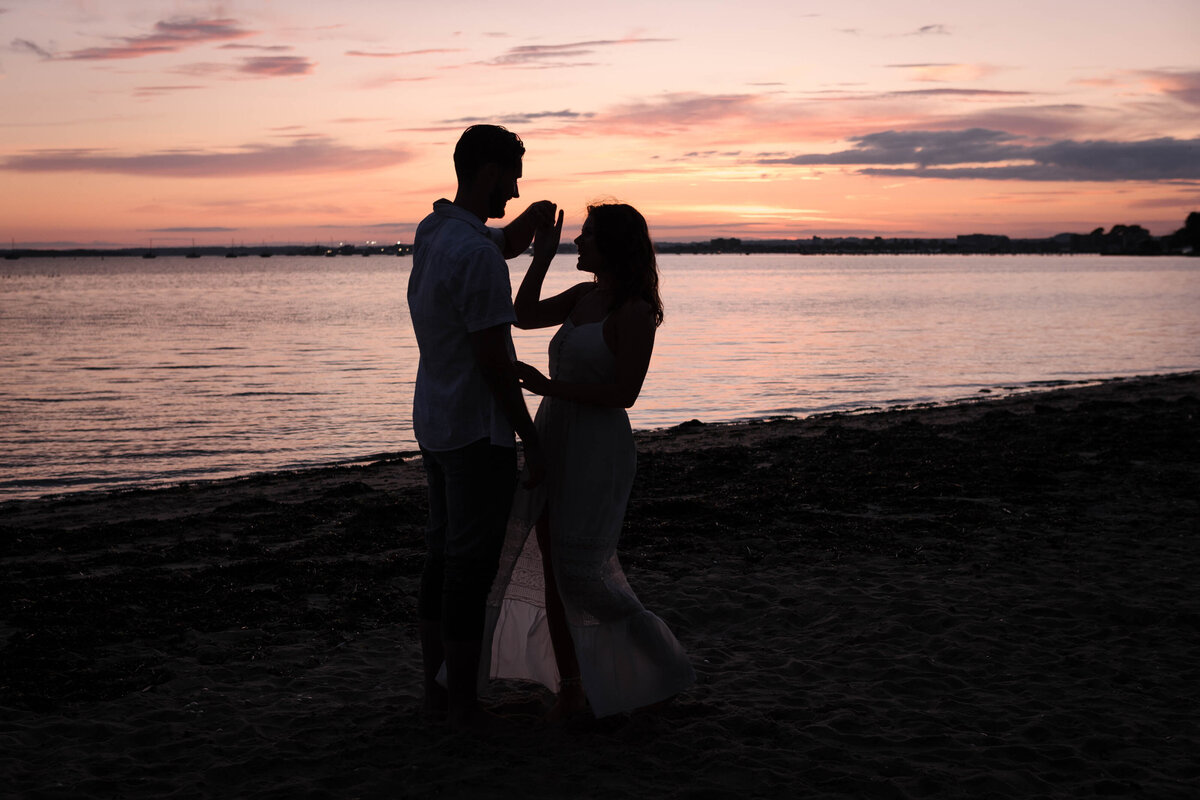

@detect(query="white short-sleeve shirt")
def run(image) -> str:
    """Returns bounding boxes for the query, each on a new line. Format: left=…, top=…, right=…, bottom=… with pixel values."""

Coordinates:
left=408, top=200, right=516, bottom=451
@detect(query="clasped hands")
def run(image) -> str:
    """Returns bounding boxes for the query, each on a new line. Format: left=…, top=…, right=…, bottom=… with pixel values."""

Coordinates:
left=514, top=360, right=551, bottom=396
left=521, top=200, right=564, bottom=261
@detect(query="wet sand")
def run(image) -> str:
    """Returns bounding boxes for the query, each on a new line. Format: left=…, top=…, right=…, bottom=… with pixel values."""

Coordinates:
left=2, top=371, right=1197, bottom=798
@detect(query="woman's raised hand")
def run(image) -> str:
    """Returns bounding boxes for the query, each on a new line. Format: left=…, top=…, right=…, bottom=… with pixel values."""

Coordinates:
left=533, top=209, right=564, bottom=263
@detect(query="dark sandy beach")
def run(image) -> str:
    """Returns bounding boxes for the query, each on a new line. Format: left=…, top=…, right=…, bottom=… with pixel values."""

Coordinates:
left=2, top=372, right=1197, bottom=799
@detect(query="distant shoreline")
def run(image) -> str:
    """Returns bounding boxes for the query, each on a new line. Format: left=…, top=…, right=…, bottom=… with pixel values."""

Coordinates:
left=3, top=238, right=1197, bottom=259
left=5, top=215, right=1199, bottom=258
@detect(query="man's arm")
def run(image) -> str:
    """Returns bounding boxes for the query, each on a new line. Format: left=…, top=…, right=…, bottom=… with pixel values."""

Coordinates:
left=468, top=324, right=545, bottom=486
left=500, top=201, right=557, bottom=259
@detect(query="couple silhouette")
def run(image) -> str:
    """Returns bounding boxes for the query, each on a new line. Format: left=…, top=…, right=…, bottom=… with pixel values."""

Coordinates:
left=407, top=124, right=694, bottom=731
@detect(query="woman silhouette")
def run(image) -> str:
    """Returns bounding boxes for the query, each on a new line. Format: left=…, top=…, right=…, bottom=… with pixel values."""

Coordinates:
left=482, top=202, right=695, bottom=720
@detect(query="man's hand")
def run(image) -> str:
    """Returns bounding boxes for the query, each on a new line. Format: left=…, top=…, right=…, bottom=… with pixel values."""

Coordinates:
left=521, top=438, right=546, bottom=488
left=521, top=200, right=558, bottom=229
left=502, top=200, right=558, bottom=258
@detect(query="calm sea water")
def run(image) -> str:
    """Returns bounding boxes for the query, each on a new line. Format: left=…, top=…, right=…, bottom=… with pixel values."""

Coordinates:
left=2, top=253, right=1198, bottom=500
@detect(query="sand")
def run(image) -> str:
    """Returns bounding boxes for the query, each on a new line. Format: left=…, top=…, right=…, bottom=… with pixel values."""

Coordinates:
left=2, top=372, right=1197, bottom=799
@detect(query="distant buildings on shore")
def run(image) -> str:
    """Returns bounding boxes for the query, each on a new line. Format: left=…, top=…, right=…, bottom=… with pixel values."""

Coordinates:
left=1, top=242, right=415, bottom=260
left=656, top=213, right=1200, bottom=256
left=4, top=213, right=1196, bottom=259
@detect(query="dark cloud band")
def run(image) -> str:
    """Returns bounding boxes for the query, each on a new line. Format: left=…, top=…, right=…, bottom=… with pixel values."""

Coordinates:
left=760, top=130, right=1200, bottom=181
left=2, top=138, right=411, bottom=177
left=62, top=18, right=255, bottom=61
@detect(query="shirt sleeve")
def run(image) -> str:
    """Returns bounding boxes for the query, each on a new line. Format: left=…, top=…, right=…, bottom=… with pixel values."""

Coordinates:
left=486, top=226, right=507, bottom=252
left=454, top=245, right=516, bottom=333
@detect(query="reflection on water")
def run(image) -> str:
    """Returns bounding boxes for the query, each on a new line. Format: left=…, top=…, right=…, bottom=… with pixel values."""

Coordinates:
left=2, top=254, right=1198, bottom=499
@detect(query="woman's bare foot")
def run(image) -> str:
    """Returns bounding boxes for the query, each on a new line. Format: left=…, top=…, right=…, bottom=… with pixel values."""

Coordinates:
left=545, top=677, right=588, bottom=724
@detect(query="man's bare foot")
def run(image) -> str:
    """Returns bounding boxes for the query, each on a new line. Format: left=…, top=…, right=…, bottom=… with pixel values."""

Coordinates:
left=422, top=682, right=448, bottom=720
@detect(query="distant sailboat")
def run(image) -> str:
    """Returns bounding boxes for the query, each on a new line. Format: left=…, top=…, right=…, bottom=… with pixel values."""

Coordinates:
left=143, top=238, right=157, bottom=259
left=186, top=238, right=200, bottom=258
left=4, top=237, right=17, bottom=260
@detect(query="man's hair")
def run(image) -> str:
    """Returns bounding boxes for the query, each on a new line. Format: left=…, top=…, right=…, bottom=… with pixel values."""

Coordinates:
left=453, top=125, right=525, bottom=184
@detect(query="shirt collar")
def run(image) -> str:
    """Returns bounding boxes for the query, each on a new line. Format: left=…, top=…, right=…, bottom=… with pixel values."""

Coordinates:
left=432, top=198, right=488, bottom=233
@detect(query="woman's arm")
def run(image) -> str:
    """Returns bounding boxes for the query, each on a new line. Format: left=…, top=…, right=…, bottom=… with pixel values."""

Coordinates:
left=513, top=210, right=591, bottom=330
left=516, top=300, right=657, bottom=408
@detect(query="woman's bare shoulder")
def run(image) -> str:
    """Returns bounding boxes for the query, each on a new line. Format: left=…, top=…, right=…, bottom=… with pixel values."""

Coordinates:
left=614, top=296, right=656, bottom=322
left=607, top=297, right=657, bottom=341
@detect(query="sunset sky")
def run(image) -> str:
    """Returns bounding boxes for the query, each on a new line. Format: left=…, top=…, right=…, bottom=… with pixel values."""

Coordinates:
left=2, top=1, right=1198, bottom=248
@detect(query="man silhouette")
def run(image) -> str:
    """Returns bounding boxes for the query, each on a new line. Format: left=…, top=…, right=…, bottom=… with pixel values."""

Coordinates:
left=408, top=125, right=551, bottom=730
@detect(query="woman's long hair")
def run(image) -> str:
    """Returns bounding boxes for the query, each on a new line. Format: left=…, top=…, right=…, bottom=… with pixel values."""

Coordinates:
left=589, top=202, right=664, bottom=327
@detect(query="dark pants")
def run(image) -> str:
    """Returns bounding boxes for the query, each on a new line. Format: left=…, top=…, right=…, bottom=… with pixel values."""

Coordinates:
left=418, top=439, right=518, bottom=641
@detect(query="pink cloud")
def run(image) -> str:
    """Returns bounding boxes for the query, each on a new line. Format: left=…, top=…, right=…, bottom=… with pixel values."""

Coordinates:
left=361, top=75, right=434, bottom=89
left=530, top=88, right=1053, bottom=145
left=239, top=56, right=314, bottom=76
left=583, top=93, right=763, bottom=135
left=921, top=104, right=1115, bottom=139
left=2, top=138, right=412, bottom=177
left=168, top=62, right=228, bottom=78
left=165, top=57, right=315, bottom=81
left=484, top=90, right=876, bottom=145
left=1073, top=70, right=1200, bottom=108
left=219, top=44, right=293, bottom=52
left=486, top=37, right=671, bottom=68
left=346, top=48, right=464, bottom=58
left=133, top=84, right=208, bottom=98
left=61, top=18, right=255, bottom=61
left=906, top=24, right=952, bottom=36
left=12, top=38, right=53, bottom=59
left=885, top=88, right=1032, bottom=98
left=1138, top=70, right=1200, bottom=107
left=1130, top=194, right=1200, bottom=209
left=1072, top=76, right=1122, bottom=89
left=885, top=63, right=1000, bottom=83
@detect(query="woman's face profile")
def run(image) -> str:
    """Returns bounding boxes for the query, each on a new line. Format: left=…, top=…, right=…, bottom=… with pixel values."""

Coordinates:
left=575, top=216, right=603, bottom=275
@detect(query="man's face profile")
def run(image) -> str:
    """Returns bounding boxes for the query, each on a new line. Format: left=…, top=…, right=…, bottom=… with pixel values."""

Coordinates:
left=487, top=161, right=522, bottom=219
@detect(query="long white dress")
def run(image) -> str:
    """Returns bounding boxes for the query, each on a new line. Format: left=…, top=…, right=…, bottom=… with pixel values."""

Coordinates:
left=481, top=317, right=696, bottom=717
